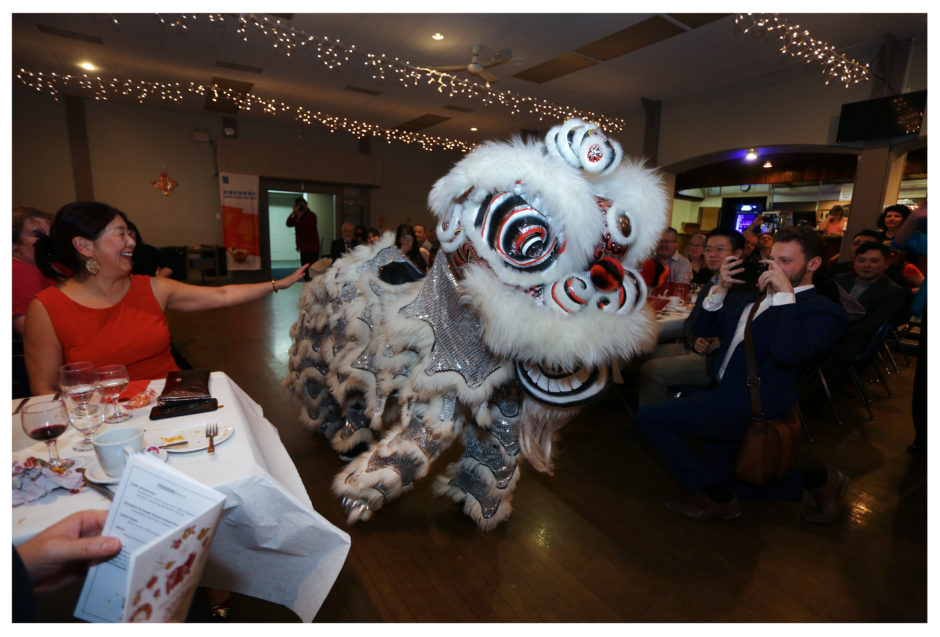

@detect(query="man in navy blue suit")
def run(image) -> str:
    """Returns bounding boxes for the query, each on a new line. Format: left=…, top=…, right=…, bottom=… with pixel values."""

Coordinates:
left=635, top=227, right=849, bottom=522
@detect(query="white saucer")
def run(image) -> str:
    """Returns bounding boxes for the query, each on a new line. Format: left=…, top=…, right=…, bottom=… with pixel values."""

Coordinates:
left=85, top=447, right=167, bottom=484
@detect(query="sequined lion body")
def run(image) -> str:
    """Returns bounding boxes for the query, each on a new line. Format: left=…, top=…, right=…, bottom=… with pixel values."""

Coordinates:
left=285, top=120, right=668, bottom=529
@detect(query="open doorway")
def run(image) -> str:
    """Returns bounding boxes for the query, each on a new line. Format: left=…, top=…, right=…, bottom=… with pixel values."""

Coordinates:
left=259, top=179, right=339, bottom=278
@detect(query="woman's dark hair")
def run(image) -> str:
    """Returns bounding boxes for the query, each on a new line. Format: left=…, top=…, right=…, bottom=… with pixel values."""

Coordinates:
left=126, top=220, right=144, bottom=245
left=877, top=204, right=911, bottom=231
left=34, top=201, right=128, bottom=281
left=395, top=224, right=415, bottom=248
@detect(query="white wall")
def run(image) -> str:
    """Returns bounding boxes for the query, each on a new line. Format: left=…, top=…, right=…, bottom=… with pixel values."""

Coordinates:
left=12, top=91, right=75, bottom=213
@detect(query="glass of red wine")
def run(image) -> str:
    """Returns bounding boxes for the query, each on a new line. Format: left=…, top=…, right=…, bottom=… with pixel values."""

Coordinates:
left=21, top=400, right=74, bottom=470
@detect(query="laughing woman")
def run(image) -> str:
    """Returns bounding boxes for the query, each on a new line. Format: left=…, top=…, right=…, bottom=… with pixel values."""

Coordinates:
left=24, top=201, right=308, bottom=395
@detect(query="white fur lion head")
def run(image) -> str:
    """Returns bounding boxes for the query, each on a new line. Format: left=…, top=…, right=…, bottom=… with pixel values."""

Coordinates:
left=427, top=119, right=668, bottom=405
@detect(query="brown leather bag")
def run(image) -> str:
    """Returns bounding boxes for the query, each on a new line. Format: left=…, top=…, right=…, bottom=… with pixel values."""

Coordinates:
left=735, top=298, right=803, bottom=485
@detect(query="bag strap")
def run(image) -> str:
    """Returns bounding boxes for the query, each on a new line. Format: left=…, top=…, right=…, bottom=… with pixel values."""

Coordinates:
left=743, top=295, right=765, bottom=417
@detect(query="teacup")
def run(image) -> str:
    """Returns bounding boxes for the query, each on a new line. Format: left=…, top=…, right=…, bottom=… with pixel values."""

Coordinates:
left=667, top=296, right=682, bottom=310
left=93, top=426, right=144, bottom=477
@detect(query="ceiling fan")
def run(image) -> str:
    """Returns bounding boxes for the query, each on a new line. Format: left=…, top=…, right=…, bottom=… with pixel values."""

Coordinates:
left=424, top=45, right=513, bottom=83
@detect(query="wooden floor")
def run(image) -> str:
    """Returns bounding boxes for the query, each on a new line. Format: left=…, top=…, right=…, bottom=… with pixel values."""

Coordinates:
left=39, top=282, right=928, bottom=622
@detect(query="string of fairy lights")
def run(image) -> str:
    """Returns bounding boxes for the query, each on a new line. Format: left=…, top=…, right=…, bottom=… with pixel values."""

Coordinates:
left=14, top=68, right=477, bottom=153
left=147, top=13, right=625, bottom=133
left=734, top=13, right=871, bottom=87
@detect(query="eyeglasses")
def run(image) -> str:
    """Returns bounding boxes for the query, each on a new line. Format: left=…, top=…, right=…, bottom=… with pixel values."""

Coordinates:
left=704, top=246, right=731, bottom=254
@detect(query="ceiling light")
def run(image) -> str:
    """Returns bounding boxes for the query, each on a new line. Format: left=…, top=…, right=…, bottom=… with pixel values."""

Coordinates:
left=470, top=127, right=478, bottom=132
left=745, top=148, right=758, bottom=161
left=79, top=61, right=97, bottom=71
left=432, top=33, right=444, bottom=40
left=763, top=160, right=773, bottom=168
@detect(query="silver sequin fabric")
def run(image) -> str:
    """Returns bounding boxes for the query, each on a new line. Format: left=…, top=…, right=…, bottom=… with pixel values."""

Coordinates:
left=398, top=256, right=502, bottom=388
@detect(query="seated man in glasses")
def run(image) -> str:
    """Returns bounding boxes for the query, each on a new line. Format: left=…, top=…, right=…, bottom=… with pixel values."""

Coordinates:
left=637, top=228, right=758, bottom=407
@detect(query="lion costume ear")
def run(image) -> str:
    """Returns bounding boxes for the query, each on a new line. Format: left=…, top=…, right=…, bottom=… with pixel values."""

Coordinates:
left=545, top=119, right=622, bottom=175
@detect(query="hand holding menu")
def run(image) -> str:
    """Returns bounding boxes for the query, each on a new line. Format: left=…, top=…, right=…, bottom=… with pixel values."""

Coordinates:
left=75, top=453, right=226, bottom=622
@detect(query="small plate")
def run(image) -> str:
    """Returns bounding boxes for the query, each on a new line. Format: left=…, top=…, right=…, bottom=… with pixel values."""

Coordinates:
left=85, top=447, right=167, bottom=484
left=156, top=424, right=234, bottom=453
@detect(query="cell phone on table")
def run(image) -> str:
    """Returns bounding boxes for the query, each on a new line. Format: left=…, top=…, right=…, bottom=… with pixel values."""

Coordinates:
left=149, top=398, right=218, bottom=420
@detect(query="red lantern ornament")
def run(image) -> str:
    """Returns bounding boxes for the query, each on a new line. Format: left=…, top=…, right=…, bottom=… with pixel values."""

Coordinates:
left=152, top=170, right=179, bottom=196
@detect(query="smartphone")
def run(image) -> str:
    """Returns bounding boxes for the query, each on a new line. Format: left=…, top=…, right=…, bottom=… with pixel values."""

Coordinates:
left=149, top=398, right=218, bottom=420
left=757, top=262, right=769, bottom=274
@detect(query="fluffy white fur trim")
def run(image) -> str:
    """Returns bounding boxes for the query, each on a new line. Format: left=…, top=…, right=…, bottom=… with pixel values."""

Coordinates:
left=460, top=263, right=659, bottom=369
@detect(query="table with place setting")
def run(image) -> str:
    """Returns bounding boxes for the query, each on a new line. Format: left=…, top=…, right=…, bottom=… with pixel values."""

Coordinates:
left=11, top=371, right=350, bottom=622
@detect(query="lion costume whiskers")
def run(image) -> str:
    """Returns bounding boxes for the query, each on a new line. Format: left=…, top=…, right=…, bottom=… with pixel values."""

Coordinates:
left=285, top=119, right=668, bottom=529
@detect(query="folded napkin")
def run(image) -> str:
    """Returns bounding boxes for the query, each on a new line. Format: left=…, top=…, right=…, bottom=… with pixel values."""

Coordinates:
left=12, top=457, right=86, bottom=506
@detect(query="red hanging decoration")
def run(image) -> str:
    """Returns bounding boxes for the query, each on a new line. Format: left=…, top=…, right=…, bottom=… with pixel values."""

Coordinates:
left=152, top=170, right=179, bottom=196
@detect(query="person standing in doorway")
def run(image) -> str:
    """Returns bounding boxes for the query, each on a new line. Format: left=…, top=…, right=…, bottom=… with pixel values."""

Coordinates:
left=286, top=196, right=319, bottom=281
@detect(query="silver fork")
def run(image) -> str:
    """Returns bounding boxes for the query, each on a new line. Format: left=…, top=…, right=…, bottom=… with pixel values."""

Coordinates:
left=206, top=422, right=218, bottom=455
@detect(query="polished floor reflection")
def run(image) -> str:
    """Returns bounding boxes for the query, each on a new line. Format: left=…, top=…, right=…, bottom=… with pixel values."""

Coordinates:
left=39, top=282, right=927, bottom=622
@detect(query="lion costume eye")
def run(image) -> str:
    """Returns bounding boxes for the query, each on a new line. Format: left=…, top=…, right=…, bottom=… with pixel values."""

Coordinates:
left=476, top=191, right=562, bottom=271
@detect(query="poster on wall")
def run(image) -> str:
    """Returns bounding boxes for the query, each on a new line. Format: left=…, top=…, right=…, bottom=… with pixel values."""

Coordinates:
left=219, top=173, right=261, bottom=270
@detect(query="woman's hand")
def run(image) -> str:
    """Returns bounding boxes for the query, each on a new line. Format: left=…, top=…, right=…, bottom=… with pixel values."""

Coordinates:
left=275, top=264, right=310, bottom=291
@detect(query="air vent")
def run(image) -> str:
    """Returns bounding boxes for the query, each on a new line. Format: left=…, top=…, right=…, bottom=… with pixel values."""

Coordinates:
left=513, top=52, right=597, bottom=84
left=36, top=24, right=102, bottom=44
left=344, top=85, right=382, bottom=97
left=203, top=77, right=255, bottom=114
left=443, top=104, right=473, bottom=113
left=575, top=16, right=684, bottom=61
left=216, top=60, right=264, bottom=74
left=394, top=114, right=450, bottom=131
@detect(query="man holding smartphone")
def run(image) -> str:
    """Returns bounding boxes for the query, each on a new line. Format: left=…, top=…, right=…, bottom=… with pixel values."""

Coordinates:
left=286, top=196, right=319, bottom=281
left=634, top=227, right=848, bottom=523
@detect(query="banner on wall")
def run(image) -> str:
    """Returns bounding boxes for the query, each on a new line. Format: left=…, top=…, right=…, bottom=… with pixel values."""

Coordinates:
left=219, top=173, right=261, bottom=271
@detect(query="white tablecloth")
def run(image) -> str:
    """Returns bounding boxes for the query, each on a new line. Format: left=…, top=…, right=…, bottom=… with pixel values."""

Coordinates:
left=11, top=372, right=350, bottom=622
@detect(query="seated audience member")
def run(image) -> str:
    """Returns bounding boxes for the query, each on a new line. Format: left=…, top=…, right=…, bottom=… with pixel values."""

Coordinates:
left=634, top=227, right=848, bottom=523
left=395, top=224, right=428, bottom=274
left=366, top=227, right=381, bottom=245
left=24, top=201, right=308, bottom=395
left=888, top=247, right=924, bottom=293
left=756, top=231, right=774, bottom=261
left=824, top=242, right=906, bottom=388
left=641, top=227, right=692, bottom=288
left=818, top=205, right=848, bottom=235
left=638, top=228, right=757, bottom=407
left=330, top=222, right=360, bottom=261
left=832, top=229, right=883, bottom=274
left=127, top=221, right=172, bottom=278
left=13, top=509, right=122, bottom=622
left=354, top=224, right=367, bottom=244
left=684, top=233, right=709, bottom=284
left=877, top=204, right=911, bottom=244
left=412, top=223, right=434, bottom=266
left=742, top=228, right=760, bottom=264
left=13, top=207, right=54, bottom=338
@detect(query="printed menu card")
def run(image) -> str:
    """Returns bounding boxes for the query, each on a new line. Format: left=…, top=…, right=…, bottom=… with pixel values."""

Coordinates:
left=74, top=453, right=226, bottom=622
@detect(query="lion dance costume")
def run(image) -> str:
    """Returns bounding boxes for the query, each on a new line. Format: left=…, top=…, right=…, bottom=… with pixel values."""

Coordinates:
left=286, top=119, right=668, bottom=530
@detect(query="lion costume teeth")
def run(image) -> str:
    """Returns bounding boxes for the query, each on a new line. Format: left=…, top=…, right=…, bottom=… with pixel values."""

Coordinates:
left=285, top=118, right=668, bottom=529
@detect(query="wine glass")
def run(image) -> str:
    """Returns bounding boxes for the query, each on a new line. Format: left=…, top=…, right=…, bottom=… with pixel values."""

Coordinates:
left=21, top=400, right=74, bottom=470
left=96, top=364, right=131, bottom=423
left=59, top=361, right=99, bottom=418
left=68, top=390, right=106, bottom=452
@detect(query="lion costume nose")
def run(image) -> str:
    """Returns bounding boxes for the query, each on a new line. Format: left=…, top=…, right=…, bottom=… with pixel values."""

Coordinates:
left=589, top=256, right=624, bottom=292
